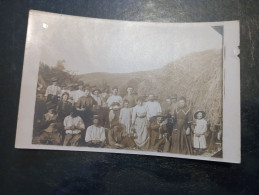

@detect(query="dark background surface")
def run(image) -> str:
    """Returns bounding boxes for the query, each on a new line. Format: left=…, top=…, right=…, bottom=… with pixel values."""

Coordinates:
left=0, top=0, right=258, bottom=194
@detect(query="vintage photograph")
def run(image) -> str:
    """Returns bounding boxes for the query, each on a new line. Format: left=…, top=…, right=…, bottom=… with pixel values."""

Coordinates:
left=15, top=11, right=240, bottom=163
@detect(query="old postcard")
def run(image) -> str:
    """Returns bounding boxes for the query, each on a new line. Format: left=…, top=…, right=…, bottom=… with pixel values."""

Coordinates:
left=15, top=10, right=240, bottom=163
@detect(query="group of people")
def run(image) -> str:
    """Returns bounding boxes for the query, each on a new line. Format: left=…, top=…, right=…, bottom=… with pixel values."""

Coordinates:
left=33, top=77, right=213, bottom=155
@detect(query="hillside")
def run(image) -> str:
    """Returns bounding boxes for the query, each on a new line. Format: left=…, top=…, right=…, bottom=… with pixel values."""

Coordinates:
left=78, top=49, right=223, bottom=126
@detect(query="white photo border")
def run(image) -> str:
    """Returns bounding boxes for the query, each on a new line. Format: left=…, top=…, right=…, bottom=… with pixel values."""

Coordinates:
left=15, top=10, right=240, bottom=163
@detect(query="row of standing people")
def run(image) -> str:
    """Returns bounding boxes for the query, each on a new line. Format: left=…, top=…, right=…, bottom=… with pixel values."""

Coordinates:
left=34, top=78, right=209, bottom=154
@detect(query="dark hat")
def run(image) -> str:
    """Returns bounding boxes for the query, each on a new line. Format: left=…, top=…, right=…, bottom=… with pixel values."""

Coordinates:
left=111, top=123, right=122, bottom=129
left=92, top=88, right=101, bottom=93
left=152, top=114, right=166, bottom=119
left=51, top=77, right=58, bottom=82
left=171, top=94, right=178, bottom=99
left=194, top=110, right=206, bottom=119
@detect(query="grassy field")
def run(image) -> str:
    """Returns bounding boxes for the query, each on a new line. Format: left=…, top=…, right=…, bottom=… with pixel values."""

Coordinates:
left=78, top=49, right=223, bottom=126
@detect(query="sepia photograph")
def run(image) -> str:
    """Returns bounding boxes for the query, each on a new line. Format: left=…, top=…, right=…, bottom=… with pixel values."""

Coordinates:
left=15, top=10, right=240, bottom=163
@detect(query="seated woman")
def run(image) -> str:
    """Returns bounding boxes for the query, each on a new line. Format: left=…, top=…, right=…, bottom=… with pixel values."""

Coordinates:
left=85, top=115, right=106, bottom=147
left=56, top=92, right=73, bottom=122
left=108, top=124, right=136, bottom=149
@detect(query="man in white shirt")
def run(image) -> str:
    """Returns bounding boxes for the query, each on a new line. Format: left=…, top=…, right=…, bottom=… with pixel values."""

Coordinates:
left=85, top=115, right=106, bottom=147
left=63, top=109, right=85, bottom=146
left=106, top=86, right=123, bottom=108
left=145, top=94, right=162, bottom=120
left=73, top=83, right=86, bottom=103
left=44, top=78, right=62, bottom=97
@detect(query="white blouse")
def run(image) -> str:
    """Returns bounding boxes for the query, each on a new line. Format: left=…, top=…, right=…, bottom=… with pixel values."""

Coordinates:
left=132, top=105, right=147, bottom=124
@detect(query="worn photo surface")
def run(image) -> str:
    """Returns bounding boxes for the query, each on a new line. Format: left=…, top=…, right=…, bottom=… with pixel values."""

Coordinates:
left=15, top=11, right=240, bottom=163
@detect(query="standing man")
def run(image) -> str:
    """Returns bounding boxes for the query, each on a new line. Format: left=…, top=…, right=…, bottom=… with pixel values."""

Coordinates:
left=106, top=86, right=123, bottom=108
left=45, top=77, right=61, bottom=108
left=145, top=94, right=162, bottom=120
left=63, top=109, right=85, bottom=146
left=45, top=77, right=62, bottom=98
left=73, top=83, right=85, bottom=103
left=76, top=87, right=96, bottom=139
left=123, top=86, right=137, bottom=108
left=170, top=96, right=193, bottom=155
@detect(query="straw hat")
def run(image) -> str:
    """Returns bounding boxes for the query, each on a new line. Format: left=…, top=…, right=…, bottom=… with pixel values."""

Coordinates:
left=194, top=110, right=206, bottom=119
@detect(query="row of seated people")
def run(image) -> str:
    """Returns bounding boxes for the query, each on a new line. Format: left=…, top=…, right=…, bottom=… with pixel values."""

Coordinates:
left=33, top=107, right=172, bottom=152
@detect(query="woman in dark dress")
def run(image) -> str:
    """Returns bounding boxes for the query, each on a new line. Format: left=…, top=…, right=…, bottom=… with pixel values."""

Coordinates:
left=57, top=92, right=73, bottom=122
left=170, top=96, right=193, bottom=155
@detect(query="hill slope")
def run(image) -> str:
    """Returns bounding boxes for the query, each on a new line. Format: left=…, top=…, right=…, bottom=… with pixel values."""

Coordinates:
left=79, top=49, right=223, bottom=125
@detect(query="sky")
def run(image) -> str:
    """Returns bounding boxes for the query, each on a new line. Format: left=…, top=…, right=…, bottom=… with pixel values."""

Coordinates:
left=35, top=12, right=222, bottom=74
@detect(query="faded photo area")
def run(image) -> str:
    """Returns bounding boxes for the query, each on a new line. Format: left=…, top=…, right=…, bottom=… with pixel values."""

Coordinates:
left=31, top=13, right=224, bottom=159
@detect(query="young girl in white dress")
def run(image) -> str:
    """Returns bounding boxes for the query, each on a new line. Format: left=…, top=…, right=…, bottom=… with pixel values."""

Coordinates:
left=193, top=110, right=207, bottom=155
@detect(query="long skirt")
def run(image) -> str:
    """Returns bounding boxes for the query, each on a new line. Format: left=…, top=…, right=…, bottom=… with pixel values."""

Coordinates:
left=134, top=117, right=150, bottom=150
left=171, top=128, right=192, bottom=155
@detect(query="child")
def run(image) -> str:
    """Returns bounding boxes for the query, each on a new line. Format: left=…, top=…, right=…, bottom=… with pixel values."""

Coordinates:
left=193, top=110, right=207, bottom=155
left=119, top=100, right=132, bottom=135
